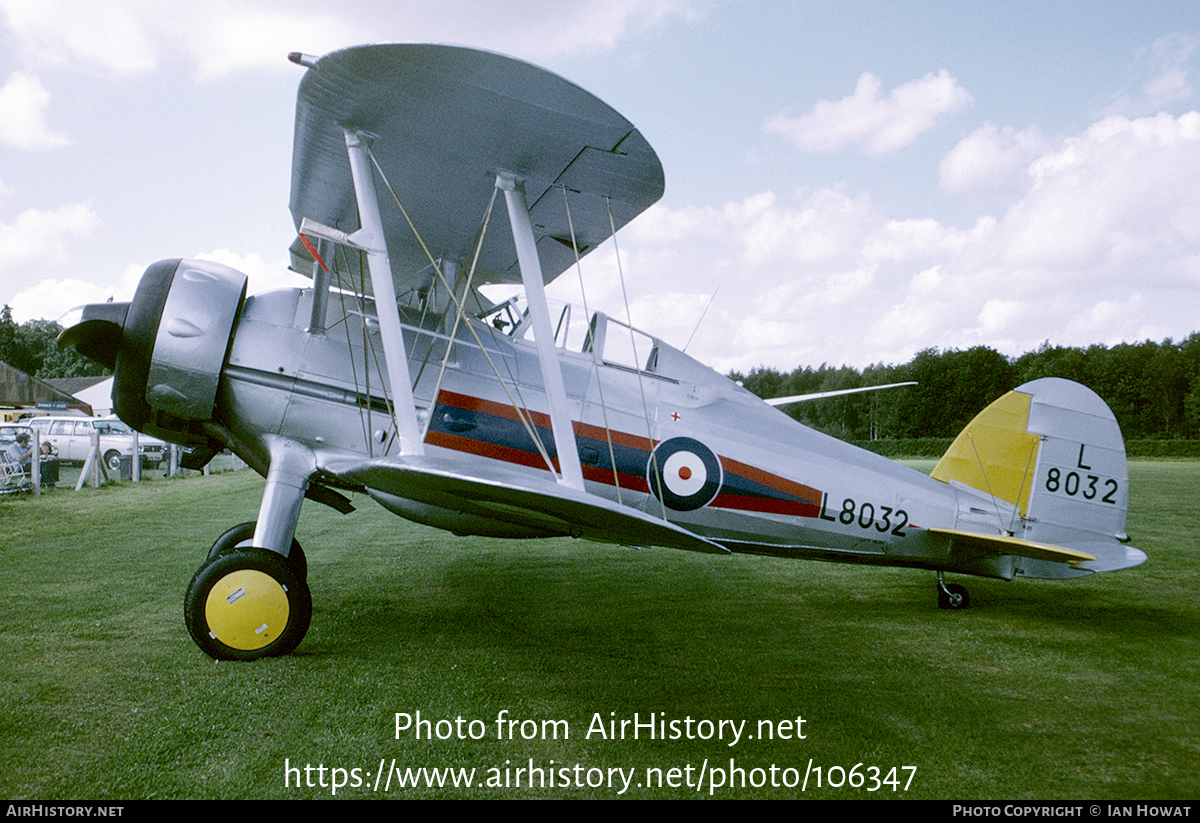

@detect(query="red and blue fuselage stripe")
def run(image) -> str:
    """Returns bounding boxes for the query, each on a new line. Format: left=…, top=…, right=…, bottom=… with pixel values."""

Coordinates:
left=426, top=390, right=823, bottom=517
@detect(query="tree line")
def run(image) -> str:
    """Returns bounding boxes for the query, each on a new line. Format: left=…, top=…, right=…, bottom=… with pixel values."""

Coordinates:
left=731, top=333, right=1200, bottom=442
left=6, top=301, right=1198, bottom=441
left=0, top=306, right=109, bottom=380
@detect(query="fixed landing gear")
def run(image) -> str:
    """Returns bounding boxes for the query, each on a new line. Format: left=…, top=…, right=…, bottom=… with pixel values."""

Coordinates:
left=936, top=571, right=970, bottom=610
left=184, top=525, right=312, bottom=660
left=207, top=521, right=308, bottom=580
left=185, top=440, right=318, bottom=659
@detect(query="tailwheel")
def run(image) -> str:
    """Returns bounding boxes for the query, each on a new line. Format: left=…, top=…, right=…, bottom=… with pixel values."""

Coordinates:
left=936, top=572, right=970, bottom=610
left=185, top=548, right=311, bottom=660
left=207, top=521, right=307, bottom=580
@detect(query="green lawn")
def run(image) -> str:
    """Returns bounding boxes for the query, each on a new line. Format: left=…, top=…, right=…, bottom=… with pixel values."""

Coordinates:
left=1, top=462, right=1196, bottom=799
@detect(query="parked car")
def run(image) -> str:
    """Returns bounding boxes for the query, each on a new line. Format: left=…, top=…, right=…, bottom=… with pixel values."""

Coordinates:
left=0, top=424, right=34, bottom=448
left=26, top=416, right=168, bottom=471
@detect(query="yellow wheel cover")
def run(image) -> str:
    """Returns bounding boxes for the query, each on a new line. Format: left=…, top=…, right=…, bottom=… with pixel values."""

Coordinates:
left=205, top=569, right=290, bottom=651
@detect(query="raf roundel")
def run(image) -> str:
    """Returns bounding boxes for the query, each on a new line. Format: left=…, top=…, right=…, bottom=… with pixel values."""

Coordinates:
left=647, top=437, right=723, bottom=511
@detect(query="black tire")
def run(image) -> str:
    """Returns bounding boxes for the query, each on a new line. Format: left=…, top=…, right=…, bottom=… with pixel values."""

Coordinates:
left=185, top=548, right=311, bottom=660
left=104, top=450, right=123, bottom=472
left=208, top=521, right=307, bottom=579
left=937, top=582, right=970, bottom=610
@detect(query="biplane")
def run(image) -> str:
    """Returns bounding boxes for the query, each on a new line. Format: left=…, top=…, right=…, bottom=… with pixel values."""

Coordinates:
left=60, top=44, right=1146, bottom=660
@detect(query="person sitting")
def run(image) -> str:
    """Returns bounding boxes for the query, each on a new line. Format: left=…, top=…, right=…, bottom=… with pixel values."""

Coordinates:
left=5, top=433, right=33, bottom=471
left=3, top=433, right=34, bottom=489
left=39, top=440, right=59, bottom=489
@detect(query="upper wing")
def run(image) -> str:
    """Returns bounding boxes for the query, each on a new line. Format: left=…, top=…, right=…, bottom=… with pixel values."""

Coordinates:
left=288, top=44, right=664, bottom=298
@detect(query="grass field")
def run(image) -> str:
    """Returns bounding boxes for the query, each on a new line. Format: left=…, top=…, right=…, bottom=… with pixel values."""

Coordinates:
left=1, top=462, right=1197, bottom=799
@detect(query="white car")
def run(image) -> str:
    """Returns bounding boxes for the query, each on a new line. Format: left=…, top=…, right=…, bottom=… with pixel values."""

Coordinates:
left=26, top=416, right=168, bottom=472
left=0, top=424, right=34, bottom=448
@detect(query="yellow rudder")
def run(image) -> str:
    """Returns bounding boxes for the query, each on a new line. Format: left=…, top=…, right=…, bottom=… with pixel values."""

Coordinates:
left=931, top=389, right=1040, bottom=518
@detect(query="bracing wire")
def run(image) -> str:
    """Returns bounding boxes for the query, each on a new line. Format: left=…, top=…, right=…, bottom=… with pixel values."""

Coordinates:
left=365, top=148, right=558, bottom=477
left=605, top=196, right=668, bottom=520
left=328, top=242, right=391, bottom=457
left=562, top=187, right=623, bottom=502
left=683, top=287, right=719, bottom=354
left=1008, top=438, right=1040, bottom=535
left=426, top=187, right=499, bottom=434
left=967, top=432, right=1007, bottom=534
left=314, top=242, right=377, bottom=456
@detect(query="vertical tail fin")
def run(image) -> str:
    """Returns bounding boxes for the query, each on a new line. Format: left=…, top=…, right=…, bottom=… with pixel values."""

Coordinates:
left=932, top=377, right=1145, bottom=576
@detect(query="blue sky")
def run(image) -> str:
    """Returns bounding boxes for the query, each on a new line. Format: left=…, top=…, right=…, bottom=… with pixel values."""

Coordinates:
left=3, top=0, right=1200, bottom=373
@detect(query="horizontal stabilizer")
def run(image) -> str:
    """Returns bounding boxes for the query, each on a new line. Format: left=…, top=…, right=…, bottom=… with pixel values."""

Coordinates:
left=929, top=528, right=1094, bottom=565
left=766, top=381, right=917, bottom=406
left=929, top=528, right=1145, bottom=579
left=1056, top=541, right=1147, bottom=573
left=326, top=455, right=726, bottom=554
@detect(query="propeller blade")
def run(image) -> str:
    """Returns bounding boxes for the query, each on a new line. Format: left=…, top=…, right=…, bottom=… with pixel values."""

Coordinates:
left=57, top=302, right=130, bottom=371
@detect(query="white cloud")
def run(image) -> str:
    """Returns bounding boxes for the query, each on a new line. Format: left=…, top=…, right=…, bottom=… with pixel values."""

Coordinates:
left=939, top=122, right=1048, bottom=201
left=196, top=248, right=309, bottom=293
left=7, top=248, right=306, bottom=323
left=1, top=203, right=100, bottom=320
left=565, top=109, right=1200, bottom=372
left=386, top=0, right=711, bottom=60
left=0, top=71, right=70, bottom=150
left=0, top=203, right=98, bottom=276
left=1160, top=252, right=1200, bottom=288
left=765, top=70, right=971, bottom=155
left=1105, top=32, right=1200, bottom=116
left=9, top=278, right=115, bottom=324
left=0, top=0, right=708, bottom=79
left=0, top=0, right=365, bottom=77
left=865, top=215, right=996, bottom=262
left=0, top=0, right=159, bottom=76
left=731, top=188, right=877, bottom=267
left=1003, top=112, right=1200, bottom=273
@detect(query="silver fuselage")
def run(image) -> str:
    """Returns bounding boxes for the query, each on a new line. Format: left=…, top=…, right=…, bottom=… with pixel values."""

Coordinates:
left=216, top=287, right=1016, bottom=577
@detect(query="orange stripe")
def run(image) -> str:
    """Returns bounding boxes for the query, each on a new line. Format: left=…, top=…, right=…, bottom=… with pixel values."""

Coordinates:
left=573, top=420, right=655, bottom=452
left=426, top=430, right=559, bottom=472
left=436, top=389, right=552, bottom=429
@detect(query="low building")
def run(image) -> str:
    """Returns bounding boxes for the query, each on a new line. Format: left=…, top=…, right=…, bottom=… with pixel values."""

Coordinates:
left=0, top=361, right=95, bottom=420
left=46, top=376, right=113, bottom=417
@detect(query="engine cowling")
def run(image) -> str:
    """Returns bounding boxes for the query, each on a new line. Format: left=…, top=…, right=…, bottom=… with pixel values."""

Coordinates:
left=61, top=258, right=247, bottom=446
